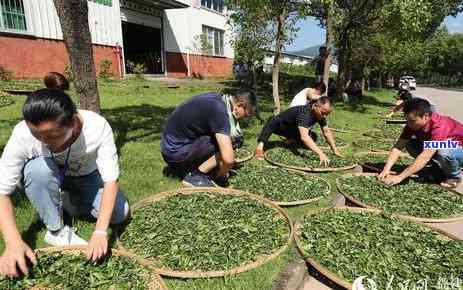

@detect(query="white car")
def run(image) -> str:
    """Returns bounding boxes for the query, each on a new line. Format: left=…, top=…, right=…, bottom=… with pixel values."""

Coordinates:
left=400, top=76, right=416, bottom=90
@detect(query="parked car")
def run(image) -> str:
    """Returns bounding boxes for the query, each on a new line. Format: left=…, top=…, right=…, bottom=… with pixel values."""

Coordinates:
left=400, top=76, right=416, bottom=90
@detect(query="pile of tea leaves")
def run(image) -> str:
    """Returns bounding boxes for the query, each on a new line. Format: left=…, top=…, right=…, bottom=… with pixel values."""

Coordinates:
left=266, top=147, right=355, bottom=168
left=120, top=191, right=290, bottom=272
left=356, top=153, right=413, bottom=173
left=0, top=92, right=14, bottom=107
left=297, top=209, right=463, bottom=288
left=353, top=138, right=394, bottom=152
left=235, top=148, right=253, bottom=161
left=316, top=136, right=348, bottom=148
left=229, top=161, right=330, bottom=203
left=0, top=251, right=159, bottom=289
left=338, top=175, right=463, bottom=218
left=363, top=123, right=404, bottom=139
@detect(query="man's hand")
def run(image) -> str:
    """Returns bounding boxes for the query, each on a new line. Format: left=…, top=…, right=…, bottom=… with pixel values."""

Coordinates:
left=0, top=241, right=37, bottom=278
left=318, top=152, right=330, bottom=167
left=382, top=175, right=404, bottom=186
left=378, top=169, right=391, bottom=181
left=86, top=232, right=108, bottom=262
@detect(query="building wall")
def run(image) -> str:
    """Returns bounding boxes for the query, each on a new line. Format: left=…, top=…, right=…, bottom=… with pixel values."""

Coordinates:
left=166, top=51, right=233, bottom=78
left=163, top=0, right=234, bottom=77
left=0, top=34, right=121, bottom=79
left=23, top=0, right=122, bottom=45
left=0, top=0, right=122, bottom=79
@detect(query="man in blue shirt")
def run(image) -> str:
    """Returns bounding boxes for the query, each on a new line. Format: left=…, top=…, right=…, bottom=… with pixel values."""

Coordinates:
left=161, top=91, right=256, bottom=187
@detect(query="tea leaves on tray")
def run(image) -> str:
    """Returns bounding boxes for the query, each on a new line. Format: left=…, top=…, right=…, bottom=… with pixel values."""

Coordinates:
left=298, top=209, right=463, bottom=289
left=229, top=162, right=330, bottom=202
left=120, top=192, right=289, bottom=272
left=235, top=148, right=253, bottom=161
left=266, top=147, right=355, bottom=168
left=0, top=251, right=156, bottom=289
left=357, top=153, right=412, bottom=172
left=363, top=123, right=404, bottom=139
left=339, top=175, right=463, bottom=218
left=353, top=138, right=394, bottom=152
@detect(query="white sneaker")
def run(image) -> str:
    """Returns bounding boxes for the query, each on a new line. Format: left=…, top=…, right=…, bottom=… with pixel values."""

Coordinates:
left=44, top=225, right=88, bottom=246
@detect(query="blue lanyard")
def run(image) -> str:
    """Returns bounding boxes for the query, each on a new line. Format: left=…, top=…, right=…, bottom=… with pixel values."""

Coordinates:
left=51, top=145, right=72, bottom=189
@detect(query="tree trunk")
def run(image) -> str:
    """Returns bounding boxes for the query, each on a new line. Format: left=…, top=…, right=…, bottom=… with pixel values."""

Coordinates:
left=322, top=5, right=334, bottom=90
left=272, top=14, right=285, bottom=115
left=53, top=0, right=100, bottom=113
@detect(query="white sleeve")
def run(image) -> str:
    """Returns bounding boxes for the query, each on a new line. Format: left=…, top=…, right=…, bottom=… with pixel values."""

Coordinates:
left=0, top=128, right=28, bottom=195
left=95, top=120, right=120, bottom=183
left=289, top=89, right=308, bottom=108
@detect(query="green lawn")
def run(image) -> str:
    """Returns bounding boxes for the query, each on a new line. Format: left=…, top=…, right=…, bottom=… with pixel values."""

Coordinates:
left=0, top=78, right=396, bottom=289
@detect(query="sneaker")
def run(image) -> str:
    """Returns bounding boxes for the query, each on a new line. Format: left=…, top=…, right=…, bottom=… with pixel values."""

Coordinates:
left=182, top=171, right=217, bottom=187
left=44, top=225, right=88, bottom=246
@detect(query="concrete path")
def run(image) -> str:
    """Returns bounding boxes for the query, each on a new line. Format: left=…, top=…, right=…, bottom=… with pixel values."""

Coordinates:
left=414, top=87, right=463, bottom=122
left=302, top=87, right=463, bottom=290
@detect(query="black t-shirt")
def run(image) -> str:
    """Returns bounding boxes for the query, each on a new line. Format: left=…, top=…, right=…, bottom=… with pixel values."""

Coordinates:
left=161, top=92, right=230, bottom=154
left=277, top=105, right=327, bottom=130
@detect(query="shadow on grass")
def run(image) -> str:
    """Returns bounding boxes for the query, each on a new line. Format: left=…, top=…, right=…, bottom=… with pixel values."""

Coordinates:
left=103, top=104, right=175, bottom=153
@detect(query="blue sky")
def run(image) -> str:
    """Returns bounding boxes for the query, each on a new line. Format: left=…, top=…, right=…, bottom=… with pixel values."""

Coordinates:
left=287, top=12, right=463, bottom=52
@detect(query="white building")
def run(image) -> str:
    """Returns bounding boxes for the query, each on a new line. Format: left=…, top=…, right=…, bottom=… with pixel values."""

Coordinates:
left=0, top=0, right=234, bottom=78
left=263, top=51, right=338, bottom=74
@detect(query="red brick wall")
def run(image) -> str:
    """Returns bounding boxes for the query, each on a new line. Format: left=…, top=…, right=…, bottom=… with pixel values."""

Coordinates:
left=0, top=34, right=122, bottom=79
left=166, top=51, right=233, bottom=78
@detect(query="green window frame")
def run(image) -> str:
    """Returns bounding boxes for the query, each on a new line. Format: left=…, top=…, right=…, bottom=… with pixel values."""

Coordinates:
left=0, top=0, right=27, bottom=32
left=90, top=0, right=113, bottom=7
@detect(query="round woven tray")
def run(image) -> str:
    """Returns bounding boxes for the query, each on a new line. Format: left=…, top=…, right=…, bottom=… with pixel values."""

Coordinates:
left=33, top=246, right=167, bottom=290
left=294, top=206, right=461, bottom=290
left=385, top=119, right=406, bottom=124
left=336, top=172, right=463, bottom=223
left=352, top=137, right=395, bottom=152
left=234, top=148, right=254, bottom=163
left=264, top=150, right=358, bottom=173
left=118, top=187, right=294, bottom=278
left=2, top=89, right=35, bottom=95
left=231, top=165, right=331, bottom=206
left=328, top=127, right=356, bottom=134
left=353, top=151, right=413, bottom=174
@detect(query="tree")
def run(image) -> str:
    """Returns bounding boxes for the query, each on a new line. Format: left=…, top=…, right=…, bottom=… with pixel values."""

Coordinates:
left=53, top=0, right=100, bottom=113
left=228, top=0, right=308, bottom=114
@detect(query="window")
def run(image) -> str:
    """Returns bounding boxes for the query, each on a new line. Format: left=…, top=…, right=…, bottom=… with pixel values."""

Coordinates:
left=202, top=25, right=224, bottom=56
left=90, top=0, right=113, bottom=7
left=201, top=0, right=223, bottom=13
left=0, top=0, right=27, bottom=31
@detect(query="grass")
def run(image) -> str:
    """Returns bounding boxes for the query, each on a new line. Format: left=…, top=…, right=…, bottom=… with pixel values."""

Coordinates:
left=0, top=77, right=397, bottom=289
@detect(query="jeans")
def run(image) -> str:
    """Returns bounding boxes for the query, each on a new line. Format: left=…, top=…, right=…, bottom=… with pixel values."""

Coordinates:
left=406, top=139, right=463, bottom=179
left=162, top=135, right=242, bottom=172
left=22, top=157, right=129, bottom=231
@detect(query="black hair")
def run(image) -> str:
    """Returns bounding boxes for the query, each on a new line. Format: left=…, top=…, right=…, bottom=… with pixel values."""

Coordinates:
left=23, top=89, right=77, bottom=127
left=403, top=98, right=431, bottom=117
left=233, top=91, right=257, bottom=113
left=319, top=46, right=327, bottom=51
left=44, top=72, right=70, bottom=91
left=398, top=89, right=412, bottom=102
left=312, top=96, right=333, bottom=107
left=313, top=82, right=327, bottom=94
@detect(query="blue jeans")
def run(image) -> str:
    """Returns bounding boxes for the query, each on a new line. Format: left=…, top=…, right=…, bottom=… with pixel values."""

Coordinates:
left=22, top=157, right=129, bottom=231
left=406, top=139, right=463, bottom=179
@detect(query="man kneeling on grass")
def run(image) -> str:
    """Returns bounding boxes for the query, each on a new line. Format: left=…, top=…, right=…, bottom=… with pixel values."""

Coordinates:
left=0, top=89, right=130, bottom=278
left=255, top=97, right=342, bottom=166
left=379, top=98, right=463, bottom=188
left=161, top=91, right=256, bottom=187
